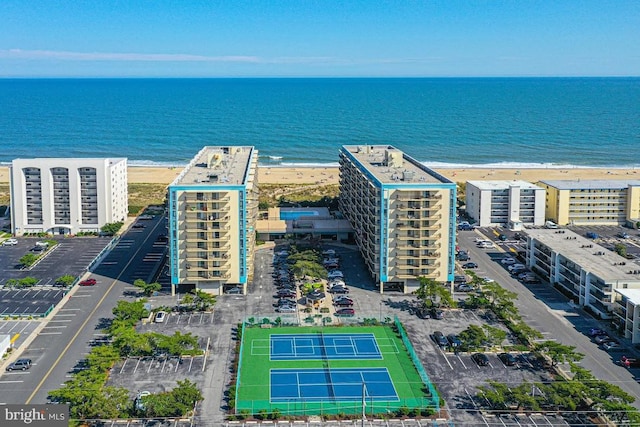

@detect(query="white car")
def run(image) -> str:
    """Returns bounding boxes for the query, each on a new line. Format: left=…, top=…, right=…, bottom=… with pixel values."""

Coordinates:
left=508, top=263, right=526, bottom=272
left=322, top=249, right=336, bottom=256
left=328, top=279, right=346, bottom=288
left=327, top=270, right=344, bottom=279
left=154, top=311, right=167, bottom=323
left=2, top=238, right=18, bottom=246
left=501, top=257, right=516, bottom=265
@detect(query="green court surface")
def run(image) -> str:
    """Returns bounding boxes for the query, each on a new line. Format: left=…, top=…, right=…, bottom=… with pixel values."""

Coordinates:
left=235, top=321, right=439, bottom=416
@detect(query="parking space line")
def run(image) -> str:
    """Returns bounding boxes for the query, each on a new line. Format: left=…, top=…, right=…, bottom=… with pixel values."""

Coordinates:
left=39, top=332, right=62, bottom=335
left=456, top=354, right=468, bottom=369
left=147, top=359, right=153, bottom=373
left=188, top=357, right=194, bottom=372
left=0, top=380, right=24, bottom=384
left=161, top=358, right=167, bottom=372
left=199, top=313, right=203, bottom=324
left=120, top=359, right=128, bottom=374
left=438, top=347, right=454, bottom=370
left=133, top=358, right=141, bottom=374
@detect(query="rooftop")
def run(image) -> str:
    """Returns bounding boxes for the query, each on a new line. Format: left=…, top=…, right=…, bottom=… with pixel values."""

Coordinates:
left=527, top=228, right=640, bottom=282
left=171, top=146, right=255, bottom=187
left=539, top=179, right=640, bottom=190
left=341, top=145, right=453, bottom=185
left=614, top=288, right=640, bottom=305
left=467, top=180, right=543, bottom=190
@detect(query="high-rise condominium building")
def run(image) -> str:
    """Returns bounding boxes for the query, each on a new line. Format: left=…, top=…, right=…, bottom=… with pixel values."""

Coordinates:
left=10, top=158, right=128, bottom=236
left=339, top=145, right=456, bottom=293
left=168, top=146, right=258, bottom=295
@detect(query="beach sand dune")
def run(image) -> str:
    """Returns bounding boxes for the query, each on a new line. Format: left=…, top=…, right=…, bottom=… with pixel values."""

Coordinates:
left=1, top=165, right=638, bottom=186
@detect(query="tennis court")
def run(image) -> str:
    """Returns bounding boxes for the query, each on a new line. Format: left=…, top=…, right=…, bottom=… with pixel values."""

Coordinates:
left=258, top=332, right=388, bottom=360
left=235, top=322, right=439, bottom=416
left=271, top=367, right=397, bottom=402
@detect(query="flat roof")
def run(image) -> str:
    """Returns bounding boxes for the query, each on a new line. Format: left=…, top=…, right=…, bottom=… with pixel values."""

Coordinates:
left=527, top=228, right=640, bottom=282
left=171, top=146, right=254, bottom=186
left=615, top=288, right=640, bottom=305
left=539, top=179, right=640, bottom=190
left=341, top=145, right=453, bottom=185
left=467, top=180, right=543, bottom=190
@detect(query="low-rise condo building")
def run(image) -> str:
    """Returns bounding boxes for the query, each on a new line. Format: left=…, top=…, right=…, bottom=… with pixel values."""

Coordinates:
left=339, top=145, right=456, bottom=293
left=613, top=289, right=640, bottom=344
left=539, top=179, right=640, bottom=226
left=465, top=180, right=545, bottom=229
left=168, top=146, right=258, bottom=296
left=10, top=158, right=128, bottom=236
left=526, top=228, right=640, bottom=319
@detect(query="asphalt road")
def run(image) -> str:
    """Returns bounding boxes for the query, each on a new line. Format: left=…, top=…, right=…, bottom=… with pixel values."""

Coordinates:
left=457, top=229, right=640, bottom=407
left=0, top=216, right=168, bottom=404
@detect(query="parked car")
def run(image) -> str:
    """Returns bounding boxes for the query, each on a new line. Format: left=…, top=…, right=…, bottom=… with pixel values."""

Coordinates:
left=545, top=221, right=558, bottom=229
left=472, top=353, right=490, bottom=366
left=462, top=262, right=478, bottom=269
left=447, top=334, right=462, bottom=348
left=132, top=223, right=146, bottom=229
left=602, top=341, right=623, bottom=351
left=322, top=249, right=336, bottom=256
left=621, top=356, right=640, bottom=368
left=589, top=328, right=607, bottom=336
left=499, top=353, right=517, bottom=366
left=329, top=286, right=349, bottom=294
left=79, top=278, right=97, bottom=286
left=594, top=334, right=613, bottom=344
left=333, top=296, right=353, bottom=304
left=276, top=298, right=297, bottom=307
left=6, top=358, right=32, bottom=371
left=508, top=264, right=526, bottom=272
left=335, top=308, right=355, bottom=317
left=454, top=275, right=467, bottom=284
left=456, top=283, right=474, bottom=292
left=586, top=232, right=599, bottom=239
left=276, top=290, right=296, bottom=298
left=2, top=238, right=18, bottom=246
left=334, top=299, right=354, bottom=307
left=328, top=279, right=346, bottom=288
left=456, top=252, right=470, bottom=261
left=430, top=308, right=444, bottom=319
left=433, top=331, right=449, bottom=347
left=498, top=234, right=508, bottom=241
left=521, top=276, right=541, bottom=284
left=226, top=287, right=243, bottom=294
left=501, top=257, right=516, bottom=265
left=276, top=305, right=297, bottom=313
left=618, top=232, right=630, bottom=239
left=477, top=241, right=495, bottom=248
left=327, top=271, right=344, bottom=279
left=154, top=311, right=167, bottom=323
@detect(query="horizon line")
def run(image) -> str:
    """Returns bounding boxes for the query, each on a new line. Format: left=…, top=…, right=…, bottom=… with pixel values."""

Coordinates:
left=1, top=75, right=639, bottom=79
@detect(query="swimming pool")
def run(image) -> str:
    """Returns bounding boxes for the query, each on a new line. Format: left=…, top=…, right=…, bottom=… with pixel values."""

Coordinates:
left=280, top=210, right=320, bottom=220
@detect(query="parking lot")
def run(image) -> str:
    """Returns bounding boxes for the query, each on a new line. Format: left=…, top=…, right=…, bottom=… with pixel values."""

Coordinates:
left=0, top=320, right=40, bottom=348
left=568, top=224, right=640, bottom=263
left=0, top=288, right=64, bottom=317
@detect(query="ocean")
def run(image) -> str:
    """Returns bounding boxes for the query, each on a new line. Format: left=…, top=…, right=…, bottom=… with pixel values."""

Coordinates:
left=0, top=78, right=638, bottom=168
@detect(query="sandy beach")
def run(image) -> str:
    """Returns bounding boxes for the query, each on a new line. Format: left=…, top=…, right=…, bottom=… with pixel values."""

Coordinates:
left=2, top=165, right=639, bottom=186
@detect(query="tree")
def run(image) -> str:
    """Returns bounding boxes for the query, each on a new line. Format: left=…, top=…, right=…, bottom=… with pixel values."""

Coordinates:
left=614, top=243, right=627, bottom=258
left=55, top=274, right=76, bottom=287
left=459, top=325, right=487, bottom=350
left=100, top=222, right=124, bottom=236
left=192, top=289, right=216, bottom=311
left=112, top=300, right=148, bottom=324
left=533, top=341, right=584, bottom=366
left=291, top=260, right=327, bottom=279
left=133, top=279, right=162, bottom=296
left=19, top=253, right=39, bottom=267
left=415, top=277, right=456, bottom=308
left=483, top=324, right=508, bottom=346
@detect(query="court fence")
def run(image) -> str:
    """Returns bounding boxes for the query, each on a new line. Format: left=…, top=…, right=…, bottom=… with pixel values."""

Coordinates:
left=393, top=316, right=440, bottom=412
left=234, top=318, right=441, bottom=417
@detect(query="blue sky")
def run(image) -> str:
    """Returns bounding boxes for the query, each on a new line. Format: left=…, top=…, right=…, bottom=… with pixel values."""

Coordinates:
left=1, top=0, right=638, bottom=77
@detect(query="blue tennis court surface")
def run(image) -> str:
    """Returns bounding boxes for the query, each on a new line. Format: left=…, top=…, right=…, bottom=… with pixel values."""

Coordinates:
left=270, top=368, right=398, bottom=402
left=270, top=333, right=382, bottom=360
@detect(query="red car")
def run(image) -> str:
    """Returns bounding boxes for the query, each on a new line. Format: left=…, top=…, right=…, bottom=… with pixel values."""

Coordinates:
left=79, top=278, right=97, bottom=286
left=335, top=308, right=355, bottom=317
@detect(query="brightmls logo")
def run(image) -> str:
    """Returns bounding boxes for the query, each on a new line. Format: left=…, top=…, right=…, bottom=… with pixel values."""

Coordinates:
left=2, top=405, right=68, bottom=427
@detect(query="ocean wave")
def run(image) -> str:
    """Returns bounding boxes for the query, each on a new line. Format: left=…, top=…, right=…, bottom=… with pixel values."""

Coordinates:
left=421, top=161, right=617, bottom=169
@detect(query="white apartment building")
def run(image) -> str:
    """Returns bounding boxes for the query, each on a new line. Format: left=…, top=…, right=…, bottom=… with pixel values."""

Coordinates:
left=168, top=146, right=258, bottom=296
left=526, top=228, right=640, bottom=319
left=465, top=180, right=545, bottom=229
left=10, top=158, right=128, bottom=236
left=339, top=145, right=457, bottom=294
left=613, top=289, right=640, bottom=344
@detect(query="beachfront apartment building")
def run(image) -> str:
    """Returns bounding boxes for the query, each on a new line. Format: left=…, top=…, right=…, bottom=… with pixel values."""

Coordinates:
left=10, top=158, right=128, bottom=236
left=465, top=180, right=545, bottom=229
left=525, top=228, right=640, bottom=319
left=168, top=146, right=258, bottom=296
left=339, top=145, right=456, bottom=294
left=539, top=179, right=640, bottom=226
left=613, top=289, right=640, bottom=345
